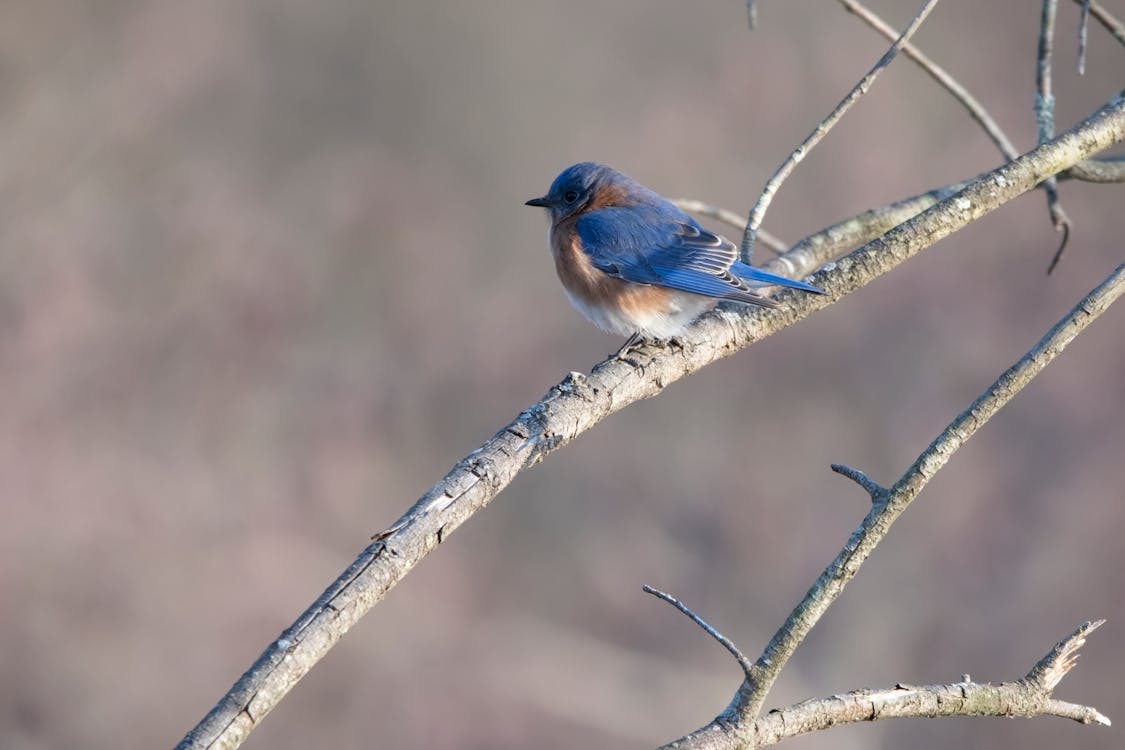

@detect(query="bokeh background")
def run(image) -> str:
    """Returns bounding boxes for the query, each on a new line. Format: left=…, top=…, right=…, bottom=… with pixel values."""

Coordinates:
left=1, top=1, right=1122, bottom=749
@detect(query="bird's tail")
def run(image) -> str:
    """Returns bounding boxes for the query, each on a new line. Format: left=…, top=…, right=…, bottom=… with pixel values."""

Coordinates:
left=730, top=261, right=826, bottom=295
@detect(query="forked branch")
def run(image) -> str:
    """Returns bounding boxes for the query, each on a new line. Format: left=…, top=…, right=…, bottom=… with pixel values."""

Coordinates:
left=749, top=621, right=1109, bottom=747
left=657, top=263, right=1123, bottom=750
left=740, top=0, right=942, bottom=262
left=840, top=0, right=1018, bottom=160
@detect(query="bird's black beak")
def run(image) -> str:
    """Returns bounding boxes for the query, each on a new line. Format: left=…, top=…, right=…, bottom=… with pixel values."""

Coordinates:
left=524, top=195, right=551, bottom=207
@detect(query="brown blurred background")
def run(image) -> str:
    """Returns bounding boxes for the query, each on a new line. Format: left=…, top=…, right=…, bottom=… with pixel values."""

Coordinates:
left=0, top=1, right=1122, bottom=749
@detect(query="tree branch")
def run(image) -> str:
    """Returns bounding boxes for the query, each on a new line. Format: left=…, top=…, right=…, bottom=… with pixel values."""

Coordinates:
left=174, top=93, right=1125, bottom=750
left=840, top=0, right=1018, bottom=160
left=1038, top=0, right=1076, bottom=274
left=656, top=261, right=1125, bottom=750
left=767, top=179, right=970, bottom=280
left=677, top=178, right=971, bottom=273
left=1078, top=0, right=1091, bottom=74
left=688, top=149, right=1123, bottom=287
left=643, top=585, right=755, bottom=678
left=1075, top=0, right=1125, bottom=47
left=749, top=622, right=1109, bottom=747
left=1061, top=1, right=1125, bottom=184
left=683, top=140, right=1121, bottom=281
left=740, top=0, right=942, bottom=262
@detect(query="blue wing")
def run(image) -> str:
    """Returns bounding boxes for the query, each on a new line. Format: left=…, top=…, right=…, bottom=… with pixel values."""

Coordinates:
left=575, top=206, right=823, bottom=305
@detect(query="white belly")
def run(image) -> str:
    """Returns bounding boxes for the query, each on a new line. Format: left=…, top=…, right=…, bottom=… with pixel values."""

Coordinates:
left=563, top=288, right=713, bottom=339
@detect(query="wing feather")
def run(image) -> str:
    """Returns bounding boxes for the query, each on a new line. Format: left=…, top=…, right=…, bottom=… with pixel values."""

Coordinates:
left=575, top=208, right=779, bottom=306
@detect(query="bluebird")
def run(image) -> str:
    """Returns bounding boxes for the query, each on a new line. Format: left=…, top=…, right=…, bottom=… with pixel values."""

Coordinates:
left=526, top=162, right=825, bottom=344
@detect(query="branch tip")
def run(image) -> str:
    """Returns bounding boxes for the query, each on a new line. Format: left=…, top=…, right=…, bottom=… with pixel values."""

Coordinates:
left=1044, top=196, right=1071, bottom=273
left=830, top=463, right=888, bottom=501
left=1026, top=619, right=1105, bottom=690
left=643, top=585, right=754, bottom=678
left=1046, top=218, right=1071, bottom=274
left=1077, top=0, right=1090, bottom=74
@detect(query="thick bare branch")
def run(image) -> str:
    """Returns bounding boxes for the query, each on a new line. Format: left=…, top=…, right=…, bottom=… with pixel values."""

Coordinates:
left=748, top=623, right=1110, bottom=747
left=740, top=0, right=942, bottom=262
left=768, top=179, right=969, bottom=280
left=759, top=149, right=1122, bottom=284
left=656, top=262, right=1125, bottom=750
left=681, top=186, right=959, bottom=273
left=175, top=94, right=1125, bottom=750
left=760, top=155, right=1122, bottom=287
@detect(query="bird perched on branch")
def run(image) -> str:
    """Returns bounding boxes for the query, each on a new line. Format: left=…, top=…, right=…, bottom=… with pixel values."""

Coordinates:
left=526, top=162, right=824, bottom=343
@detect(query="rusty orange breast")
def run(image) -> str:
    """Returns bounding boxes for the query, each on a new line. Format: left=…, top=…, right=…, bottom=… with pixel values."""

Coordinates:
left=547, top=216, right=696, bottom=337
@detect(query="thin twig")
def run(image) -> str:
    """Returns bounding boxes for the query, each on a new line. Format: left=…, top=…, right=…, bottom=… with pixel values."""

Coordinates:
left=660, top=263, right=1125, bottom=749
left=739, top=0, right=942, bottom=263
left=672, top=199, right=788, bottom=253
left=1046, top=220, right=1071, bottom=274
left=1079, top=0, right=1091, bottom=73
left=1038, top=0, right=1058, bottom=144
left=1076, top=0, right=1125, bottom=45
left=643, top=585, right=754, bottom=678
left=175, top=95, right=1125, bottom=750
left=1067, top=0, right=1125, bottom=176
left=840, top=0, right=1018, bottom=160
left=1038, top=0, right=1074, bottom=274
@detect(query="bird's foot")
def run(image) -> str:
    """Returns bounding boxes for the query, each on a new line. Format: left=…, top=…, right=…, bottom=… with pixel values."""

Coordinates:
left=612, top=333, right=654, bottom=375
left=612, top=332, right=644, bottom=359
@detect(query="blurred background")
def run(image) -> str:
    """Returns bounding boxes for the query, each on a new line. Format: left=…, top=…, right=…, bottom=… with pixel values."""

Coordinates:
left=1, top=1, right=1122, bottom=749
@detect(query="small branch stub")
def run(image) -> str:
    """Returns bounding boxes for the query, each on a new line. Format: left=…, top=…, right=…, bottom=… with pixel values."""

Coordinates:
left=658, top=265, right=1125, bottom=749
left=660, top=619, right=1111, bottom=749
left=830, top=463, right=888, bottom=503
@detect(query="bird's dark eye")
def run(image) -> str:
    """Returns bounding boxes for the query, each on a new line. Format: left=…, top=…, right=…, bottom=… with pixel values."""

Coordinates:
left=563, top=189, right=580, bottom=203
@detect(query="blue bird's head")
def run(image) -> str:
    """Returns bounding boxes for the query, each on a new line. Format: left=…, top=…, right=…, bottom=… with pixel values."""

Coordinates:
left=525, top=162, right=637, bottom=221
